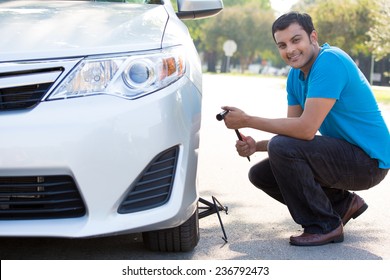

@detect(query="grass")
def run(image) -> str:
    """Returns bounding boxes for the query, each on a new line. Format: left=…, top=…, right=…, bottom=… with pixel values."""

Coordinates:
left=373, top=86, right=390, bottom=104
left=210, top=72, right=390, bottom=104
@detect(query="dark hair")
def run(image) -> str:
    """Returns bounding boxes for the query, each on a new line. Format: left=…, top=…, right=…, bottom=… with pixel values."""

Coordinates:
left=272, top=12, right=315, bottom=42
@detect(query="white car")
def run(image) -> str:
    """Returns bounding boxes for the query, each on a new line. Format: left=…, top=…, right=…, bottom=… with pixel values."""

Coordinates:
left=0, top=0, right=223, bottom=252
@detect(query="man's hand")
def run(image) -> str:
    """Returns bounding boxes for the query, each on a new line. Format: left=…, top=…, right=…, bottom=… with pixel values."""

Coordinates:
left=221, top=106, right=248, bottom=130
left=236, top=134, right=256, bottom=158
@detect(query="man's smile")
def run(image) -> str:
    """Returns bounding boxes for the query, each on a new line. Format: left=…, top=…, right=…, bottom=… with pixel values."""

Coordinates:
left=288, top=52, right=302, bottom=62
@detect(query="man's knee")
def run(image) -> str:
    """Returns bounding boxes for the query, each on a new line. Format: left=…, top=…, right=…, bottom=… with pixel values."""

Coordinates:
left=248, top=159, right=273, bottom=191
left=248, top=164, right=259, bottom=186
left=268, top=135, right=294, bottom=157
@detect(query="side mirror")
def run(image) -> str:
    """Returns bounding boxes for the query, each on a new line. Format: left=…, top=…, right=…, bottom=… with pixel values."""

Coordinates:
left=176, top=0, right=224, bottom=20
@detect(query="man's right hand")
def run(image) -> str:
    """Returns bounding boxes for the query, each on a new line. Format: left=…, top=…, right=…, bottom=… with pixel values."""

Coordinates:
left=235, top=134, right=256, bottom=158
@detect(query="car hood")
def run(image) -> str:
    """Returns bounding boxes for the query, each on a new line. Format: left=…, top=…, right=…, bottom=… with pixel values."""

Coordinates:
left=0, top=1, right=168, bottom=62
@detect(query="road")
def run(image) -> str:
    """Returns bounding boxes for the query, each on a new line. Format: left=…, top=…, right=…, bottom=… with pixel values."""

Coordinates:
left=1, top=74, right=390, bottom=260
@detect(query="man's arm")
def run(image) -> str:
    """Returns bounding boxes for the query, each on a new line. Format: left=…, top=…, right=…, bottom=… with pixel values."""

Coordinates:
left=251, top=105, right=303, bottom=152
left=288, top=104, right=303, bottom=118
left=223, top=97, right=336, bottom=141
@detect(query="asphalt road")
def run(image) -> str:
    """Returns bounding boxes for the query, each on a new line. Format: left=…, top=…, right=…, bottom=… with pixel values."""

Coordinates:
left=1, top=74, right=390, bottom=260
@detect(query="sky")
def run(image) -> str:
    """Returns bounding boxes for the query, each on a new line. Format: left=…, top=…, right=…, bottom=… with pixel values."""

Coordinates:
left=270, top=0, right=299, bottom=14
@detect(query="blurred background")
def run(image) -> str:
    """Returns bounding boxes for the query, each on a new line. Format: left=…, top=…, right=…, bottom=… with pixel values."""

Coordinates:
left=173, top=0, right=389, bottom=87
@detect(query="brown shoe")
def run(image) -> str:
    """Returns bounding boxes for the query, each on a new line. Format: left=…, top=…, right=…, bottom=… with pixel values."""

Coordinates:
left=342, top=193, right=368, bottom=225
left=290, top=224, right=344, bottom=246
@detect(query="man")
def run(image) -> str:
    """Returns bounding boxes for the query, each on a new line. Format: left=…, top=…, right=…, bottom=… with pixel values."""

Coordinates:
left=222, top=12, right=390, bottom=246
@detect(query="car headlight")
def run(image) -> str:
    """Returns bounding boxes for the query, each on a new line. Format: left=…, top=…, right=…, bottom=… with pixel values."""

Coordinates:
left=47, top=46, right=186, bottom=100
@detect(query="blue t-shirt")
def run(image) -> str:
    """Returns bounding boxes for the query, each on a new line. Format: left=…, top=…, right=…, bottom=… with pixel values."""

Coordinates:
left=287, top=43, right=390, bottom=168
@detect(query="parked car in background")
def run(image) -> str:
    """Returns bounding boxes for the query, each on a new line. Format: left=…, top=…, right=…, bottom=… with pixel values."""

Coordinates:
left=0, top=0, right=223, bottom=252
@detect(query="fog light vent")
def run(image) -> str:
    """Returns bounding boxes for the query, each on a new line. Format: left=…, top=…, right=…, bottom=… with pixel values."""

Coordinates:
left=118, top=146, right=179, bottom=214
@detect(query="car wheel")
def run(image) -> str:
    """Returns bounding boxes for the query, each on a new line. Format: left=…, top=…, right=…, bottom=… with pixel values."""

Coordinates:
left=142, top=208, right=200, bottom=252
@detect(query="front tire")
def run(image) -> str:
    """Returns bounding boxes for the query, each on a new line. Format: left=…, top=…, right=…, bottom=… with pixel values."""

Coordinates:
left=142, top=209, right=199, bottom=252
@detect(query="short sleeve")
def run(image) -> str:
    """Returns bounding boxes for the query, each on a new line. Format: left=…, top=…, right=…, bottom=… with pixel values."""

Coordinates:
left=286, top=69, right=301, bottom=106
left=307, top=52, right=348, bottom=100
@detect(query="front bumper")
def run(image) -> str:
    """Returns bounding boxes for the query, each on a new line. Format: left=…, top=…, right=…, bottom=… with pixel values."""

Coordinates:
left=0, top=77, right=201, bottom=237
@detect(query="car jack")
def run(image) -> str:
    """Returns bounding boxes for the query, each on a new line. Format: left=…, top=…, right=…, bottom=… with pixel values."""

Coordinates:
left=198, top=196, right=228, bottom=243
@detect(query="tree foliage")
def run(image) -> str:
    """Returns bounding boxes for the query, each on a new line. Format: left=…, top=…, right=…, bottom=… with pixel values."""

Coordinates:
left=184, top=0, right=278, bottom=72
left=293, top=0, right=390, bottom=59
left=296, top=0, right=376, bottom=56
left=205, top=3, right=277, bottom=70
left=180, top=0, right=389, bottom=73
left=366, top=0, right=390, bottom=60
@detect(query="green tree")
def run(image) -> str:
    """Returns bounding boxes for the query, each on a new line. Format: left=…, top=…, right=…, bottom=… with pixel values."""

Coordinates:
left=187, top=0, right=277, bottom=72
left=366, top=0, right=390, bottom=60
left=226, top=3, right=276, bottom=71
left=181, top=0, right=388, bottom=75
left=302, top=0, right=375, bottom=56
left=294, top=0, right=389, bottom=84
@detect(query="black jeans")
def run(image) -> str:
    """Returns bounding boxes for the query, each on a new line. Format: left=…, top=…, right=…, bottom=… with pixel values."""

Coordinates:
left=249, top=135, right=388, bottom=234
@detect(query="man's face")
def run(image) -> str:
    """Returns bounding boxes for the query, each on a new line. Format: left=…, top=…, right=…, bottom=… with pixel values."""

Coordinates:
left=274, top=23, right=319, bottom=76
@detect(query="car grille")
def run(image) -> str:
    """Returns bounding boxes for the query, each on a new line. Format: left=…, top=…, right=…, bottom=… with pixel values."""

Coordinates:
left=118, top=146, right=179, bottom=214
left=0, top=175, right=86, bottom=220
left=0, top=83, right=51, bottom=111
left=0, top=68, right=62, bottom=111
